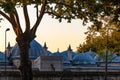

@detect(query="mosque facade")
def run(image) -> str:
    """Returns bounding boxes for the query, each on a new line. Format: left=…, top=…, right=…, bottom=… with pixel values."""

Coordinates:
left=0, top=40, right=120, bottom=80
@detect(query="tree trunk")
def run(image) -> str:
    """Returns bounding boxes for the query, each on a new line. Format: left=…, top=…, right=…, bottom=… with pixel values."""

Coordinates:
left=16, top=32, right=33, bottom=80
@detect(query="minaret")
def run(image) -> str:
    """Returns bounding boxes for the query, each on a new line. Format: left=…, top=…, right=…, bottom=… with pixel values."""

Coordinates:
left=89, top=48, right=92, bottom=52
left=57, top=48, right=59, bottom=53
left=43, top=42, right=48, bottom=56
left=67, top=45, right=72, bottom=61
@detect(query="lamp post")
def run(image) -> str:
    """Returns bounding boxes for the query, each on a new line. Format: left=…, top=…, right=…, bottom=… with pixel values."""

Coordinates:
left=105, top=28, right=109, bottom=80
left=5, top=28, right=10, bottom=79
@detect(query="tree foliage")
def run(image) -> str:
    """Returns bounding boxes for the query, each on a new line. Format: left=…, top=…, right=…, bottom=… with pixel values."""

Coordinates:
left=0, top=0, right=119, bottom=35
left=77, top=15, right=120, bottom=55
left=0, top=0, right=120, bottom=80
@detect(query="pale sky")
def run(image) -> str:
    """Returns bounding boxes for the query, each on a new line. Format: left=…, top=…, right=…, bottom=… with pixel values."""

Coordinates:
left=0, top=6, right=89, bottom=53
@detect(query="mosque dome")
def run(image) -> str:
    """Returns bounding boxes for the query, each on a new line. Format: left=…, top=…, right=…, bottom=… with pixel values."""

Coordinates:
left=84, top=50, right=97, bottom=58
left=73, top=53, right=95, bottom=64
left=111, top=56, right=120, bottom=62
left=0, top=52, right=9, bottom=62
left=112, top=53, right=118, bottom=58
left=110, top=53, right=120, bottom=62
left=11, top=40, right=45, bottom=59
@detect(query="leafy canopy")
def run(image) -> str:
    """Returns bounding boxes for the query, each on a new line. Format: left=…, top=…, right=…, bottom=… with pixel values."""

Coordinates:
left=0, top=0, right=119, bottom=23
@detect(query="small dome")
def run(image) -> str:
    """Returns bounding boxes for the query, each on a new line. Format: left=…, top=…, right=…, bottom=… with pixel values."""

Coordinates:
left=111, top=53, right=120, bottom=62
left=84, top=50, right=96, bottom=58
left=112, top=53, right=118, bottom=58
left=0, top=52, right=9, bottom=62
left=111, top=56, right=120, bottom=62
left=11, top=40, right=44, bottom=59
left=73, top=53, right=95, bottom=64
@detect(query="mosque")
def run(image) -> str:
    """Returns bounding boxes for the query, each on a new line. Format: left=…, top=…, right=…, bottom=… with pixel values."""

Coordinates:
left=0, top=40, right=120, bottom=80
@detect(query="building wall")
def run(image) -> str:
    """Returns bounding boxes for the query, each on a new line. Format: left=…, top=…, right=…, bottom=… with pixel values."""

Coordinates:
left=99, top=62, right=120, bottom=66
left=12, top=59, right=36, bottom=68
left=33, top=56, right=63, bottom=71
left=12, top=59, right=20, bottom=68
left=0, top=72, right=120, bottom=80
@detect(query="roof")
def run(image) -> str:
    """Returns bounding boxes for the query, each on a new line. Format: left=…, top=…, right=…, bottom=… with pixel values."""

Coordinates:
left=84, top=50, right=97, bottom=58
left=61, top=51, right=76, bottom=58
left=0, top=52, right=9, bottom=62
left=50, top=52, right=71, bottom=64
left=73, top=53, right=95, bottom=64
left=11, top=40, right=45, bottom=59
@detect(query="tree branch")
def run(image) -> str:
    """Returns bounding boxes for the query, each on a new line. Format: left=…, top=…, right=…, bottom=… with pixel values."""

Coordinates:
left=36, top=5, right=39, bottom=18
left=31, top=0, right=47, bottom=37
left=23, top=4, right=30, bottom=32
left=9, top=13, right=19, bottom=35
left=14, top=8, right=23, bottom=34
left=0, top=11, right=13, bottom=24
left=0, top=10, right=19, bottom=35
left=35, top=0, right=39, bottom=18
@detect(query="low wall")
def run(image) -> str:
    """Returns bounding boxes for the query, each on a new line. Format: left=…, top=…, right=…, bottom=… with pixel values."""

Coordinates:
left=0, top=69, right=120, bottom=80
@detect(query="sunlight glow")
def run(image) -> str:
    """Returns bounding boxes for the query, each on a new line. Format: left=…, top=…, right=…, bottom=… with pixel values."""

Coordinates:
left=0, top=6, right=89, bottom=52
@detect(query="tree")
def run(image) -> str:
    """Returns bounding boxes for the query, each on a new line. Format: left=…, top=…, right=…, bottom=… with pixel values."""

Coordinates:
left=77, top=13, right=120, bottom=54
left=0, top=0, right=120, bottom=80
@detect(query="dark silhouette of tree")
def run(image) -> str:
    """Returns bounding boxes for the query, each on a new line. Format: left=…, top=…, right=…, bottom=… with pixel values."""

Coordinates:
left=0, top=0, right=120, bottom=80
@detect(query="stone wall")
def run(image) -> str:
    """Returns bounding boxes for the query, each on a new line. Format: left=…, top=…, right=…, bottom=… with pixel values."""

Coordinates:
left=0, top=70, right=120, bottom=80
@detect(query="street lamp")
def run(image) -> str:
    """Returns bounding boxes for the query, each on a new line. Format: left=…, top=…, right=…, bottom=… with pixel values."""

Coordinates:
left=105, top=28, right=110, bottom=80
left=5, top=28, right=10, bottom=79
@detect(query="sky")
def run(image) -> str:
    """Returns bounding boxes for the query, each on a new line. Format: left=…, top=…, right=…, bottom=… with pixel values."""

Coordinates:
left=0, top=6, right=89, bottom=53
